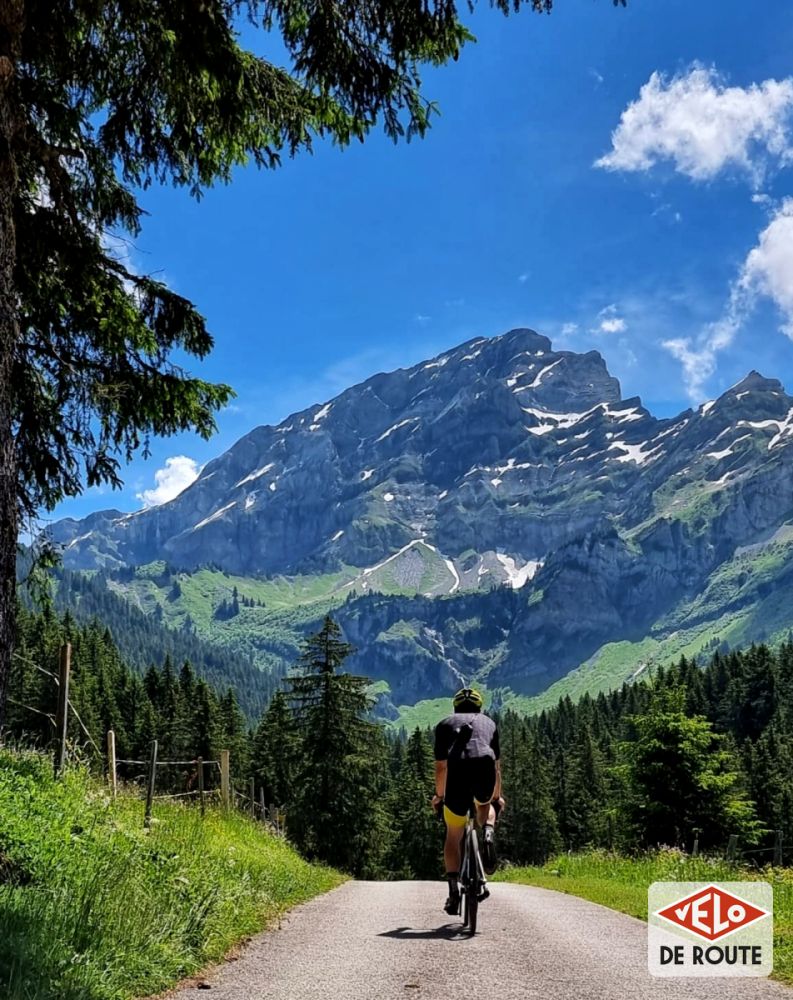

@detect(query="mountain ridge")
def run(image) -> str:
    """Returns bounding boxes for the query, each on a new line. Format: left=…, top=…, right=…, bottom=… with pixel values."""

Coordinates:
left=48, top=327, right=793, bottom=713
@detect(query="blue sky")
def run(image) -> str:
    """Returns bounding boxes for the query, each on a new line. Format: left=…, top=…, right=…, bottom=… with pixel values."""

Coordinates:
left=52, top=0, right=793, bottom=520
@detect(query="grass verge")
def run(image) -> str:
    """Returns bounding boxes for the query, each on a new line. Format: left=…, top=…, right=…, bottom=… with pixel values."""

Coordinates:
left=0, top=747, right=344, bottom=1000
left=497, top=850, right=793, bottom=984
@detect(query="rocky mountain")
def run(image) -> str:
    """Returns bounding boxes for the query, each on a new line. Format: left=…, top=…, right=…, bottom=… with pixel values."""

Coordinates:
left=50, top=329, right=793, bottom=718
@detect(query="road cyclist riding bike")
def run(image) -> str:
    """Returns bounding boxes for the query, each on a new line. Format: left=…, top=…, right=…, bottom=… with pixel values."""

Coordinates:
left=432, top=687, right=505, bottom=927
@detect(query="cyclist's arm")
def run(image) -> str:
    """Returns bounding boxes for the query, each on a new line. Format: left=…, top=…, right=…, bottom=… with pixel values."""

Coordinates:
left=493, top=759, right=502, bottom=799
left=492, top=727, right=503, bottom=799
left=434, top=760, right=447, bottom=799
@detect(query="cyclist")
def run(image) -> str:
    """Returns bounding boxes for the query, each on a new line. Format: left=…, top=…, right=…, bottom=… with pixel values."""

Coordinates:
left=432, top=687, right=504, bottom=915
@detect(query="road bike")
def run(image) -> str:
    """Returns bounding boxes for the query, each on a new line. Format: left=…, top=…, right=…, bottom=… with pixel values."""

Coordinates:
left=458, top=807, right=489, bottom=935
left=435, top=798, right=492, bottom=935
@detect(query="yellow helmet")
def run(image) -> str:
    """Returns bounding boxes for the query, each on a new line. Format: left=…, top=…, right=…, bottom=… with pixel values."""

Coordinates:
left=453, top=687, right=484, bottom=711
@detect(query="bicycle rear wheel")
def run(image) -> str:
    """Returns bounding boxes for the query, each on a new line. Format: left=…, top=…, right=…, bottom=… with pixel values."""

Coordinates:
left=465, top=825, right=480, bottom=935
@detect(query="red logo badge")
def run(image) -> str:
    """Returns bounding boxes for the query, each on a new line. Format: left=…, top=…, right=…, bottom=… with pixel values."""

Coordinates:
left=655, top=885, right=769, bottom=941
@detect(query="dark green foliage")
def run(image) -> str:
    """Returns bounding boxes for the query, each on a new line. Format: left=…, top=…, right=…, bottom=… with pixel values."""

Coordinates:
left=284, top=616, right=390, bottom=876
left=251, top=691, right=301, bottom=808
left=7, top=603, right=246, bottom=795
left=45, top=568, right=273, bottom=718
left=385, top=728, right=443, bottom=878
left=619, top=688, right=760, bottom=849
left=497, top=726, right=561, bottom=864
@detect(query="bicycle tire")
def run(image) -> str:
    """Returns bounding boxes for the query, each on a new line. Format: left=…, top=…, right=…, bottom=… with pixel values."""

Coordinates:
left=462, top=888, right=469, bottom=928
left=466, top=883, right=478, bottom=935
left=467, top=825, right=482, bottom=935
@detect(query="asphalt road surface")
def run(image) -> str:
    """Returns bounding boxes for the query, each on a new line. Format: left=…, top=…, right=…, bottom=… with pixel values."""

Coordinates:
left=174, top=881, right=792, bottom=1000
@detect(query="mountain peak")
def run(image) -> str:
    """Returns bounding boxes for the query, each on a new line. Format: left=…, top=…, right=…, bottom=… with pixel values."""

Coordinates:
left=724, top=371, right=784, bottom=396
left=497, top=327, right=553, bottom=351
left=47, top=329, right=633, bottom=574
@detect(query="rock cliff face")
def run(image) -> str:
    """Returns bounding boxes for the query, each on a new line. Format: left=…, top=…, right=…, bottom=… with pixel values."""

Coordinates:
left=50, top=329, right=793, bottom=704
left=51, top=329, right=627, bottom=576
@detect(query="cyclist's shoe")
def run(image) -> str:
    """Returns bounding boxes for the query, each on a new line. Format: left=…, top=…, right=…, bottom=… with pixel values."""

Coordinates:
left=483, top=823, right=497, bottom=875
left=444, top=885, right=461, bottom=915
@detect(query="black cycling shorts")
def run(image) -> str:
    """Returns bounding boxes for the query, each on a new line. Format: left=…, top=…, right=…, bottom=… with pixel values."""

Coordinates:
left=443, top=756, right=497, bottom=827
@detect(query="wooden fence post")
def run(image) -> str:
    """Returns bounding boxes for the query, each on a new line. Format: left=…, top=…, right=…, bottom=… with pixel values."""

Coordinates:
left=259, top=787, right=266, bottom=824
left=144, top=740, right=158, bottom=829
left=53, top=644, right=71, bottom=777
left=692, top=835, right=699, bottom=859
left=220, top=750, right=230, bottom=810
left=107, top=729, right=117, bottom=799
left=774, top=830, right=784, bottom=867
left=726, top=833, right=738, bottom=862
left=249, top=777, right=255, bottom=818
left=197, top=757, right=205, bottom=817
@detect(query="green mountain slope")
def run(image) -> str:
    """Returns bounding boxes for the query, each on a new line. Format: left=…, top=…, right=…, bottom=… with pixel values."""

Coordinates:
left=54, top=518, right=793, bottom=728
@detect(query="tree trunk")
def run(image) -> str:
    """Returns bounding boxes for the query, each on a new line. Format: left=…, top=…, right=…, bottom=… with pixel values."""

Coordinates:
left=0, top=1, right=24, bottom=731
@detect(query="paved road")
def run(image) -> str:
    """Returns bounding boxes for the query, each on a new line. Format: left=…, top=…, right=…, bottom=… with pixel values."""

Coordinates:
left=174, top=881, right=791, bottom=1000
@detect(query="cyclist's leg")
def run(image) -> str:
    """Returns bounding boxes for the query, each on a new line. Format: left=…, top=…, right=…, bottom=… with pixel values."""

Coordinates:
left=442, top=812, right=465, bottom=873
left=442, top=811, right=465, bottom=914
left=442, top=762, right=471, bottom=914
left=472, top=757, right=498, bottom=875
left=475, top=799, right=491, bottom=827
left=472, top=757, right=497, bottom=825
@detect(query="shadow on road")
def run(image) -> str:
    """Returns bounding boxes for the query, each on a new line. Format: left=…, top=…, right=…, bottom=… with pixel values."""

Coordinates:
left=378, top=924, right=470, bottom=941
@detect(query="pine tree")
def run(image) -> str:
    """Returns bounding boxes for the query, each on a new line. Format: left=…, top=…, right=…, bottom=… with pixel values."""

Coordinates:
left=386, top=728, right=441, bottom=878
left=621, top=688, right=761, bottom=849
left=219, top=688, right=249, bottom=780
left=500, top=729, right=561, bottom=864
left=251, top=690, right=302, bottom=809
left=285, top=616, right=389, bottom=875
left=564, top=724, right=608, bottom=849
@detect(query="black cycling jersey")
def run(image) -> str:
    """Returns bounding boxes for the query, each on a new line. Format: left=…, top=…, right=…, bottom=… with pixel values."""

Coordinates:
left=434, top=712, right=500, bottom=762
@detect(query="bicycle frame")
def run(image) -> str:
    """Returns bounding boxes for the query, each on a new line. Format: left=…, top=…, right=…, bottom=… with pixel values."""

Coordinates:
left=458, top=812, right=488, bottom=934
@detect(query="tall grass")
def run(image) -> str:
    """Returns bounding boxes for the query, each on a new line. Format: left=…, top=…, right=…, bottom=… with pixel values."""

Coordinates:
left=0, top=747, right=343, bottom=1000
left=498, top=849, right=793, bottom=983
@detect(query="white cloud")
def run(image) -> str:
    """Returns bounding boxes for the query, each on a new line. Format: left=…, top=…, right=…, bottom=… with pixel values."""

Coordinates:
left=663, top=303, right=744, bottom=402
left=739, top=197, right=793, bottom=336
left=518, top=273, right=530, bottom=284
left=663, top=199, right=793, bottom=398
left=595, top=66, right=793, bottom=184
left=414, top=313, right=431, bottom=325
left=593, top=304, right=628, bottom=335
left=137, top=456, right=201, bottom=508
left=561, top=322, right=579, bottom=336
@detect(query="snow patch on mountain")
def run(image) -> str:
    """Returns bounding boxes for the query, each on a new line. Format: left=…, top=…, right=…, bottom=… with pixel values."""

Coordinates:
left=496, top=553, right=542, bottom=589
left=236, top=463, right=274, bottom=487
left=376, top=418, right=418, bottom=442
left=608, top=441, right=657, bottom=465
left=194, top=502, right=236, bottom=531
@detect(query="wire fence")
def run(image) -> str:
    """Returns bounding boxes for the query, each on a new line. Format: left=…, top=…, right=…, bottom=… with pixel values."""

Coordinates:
left=12, top=643, right=286, bottom=832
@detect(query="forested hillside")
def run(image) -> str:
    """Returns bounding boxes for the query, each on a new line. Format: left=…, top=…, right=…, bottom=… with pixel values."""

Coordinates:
left=8, top=600, right=793, bottom=876
left=42, top=568, right=274, bottom=718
